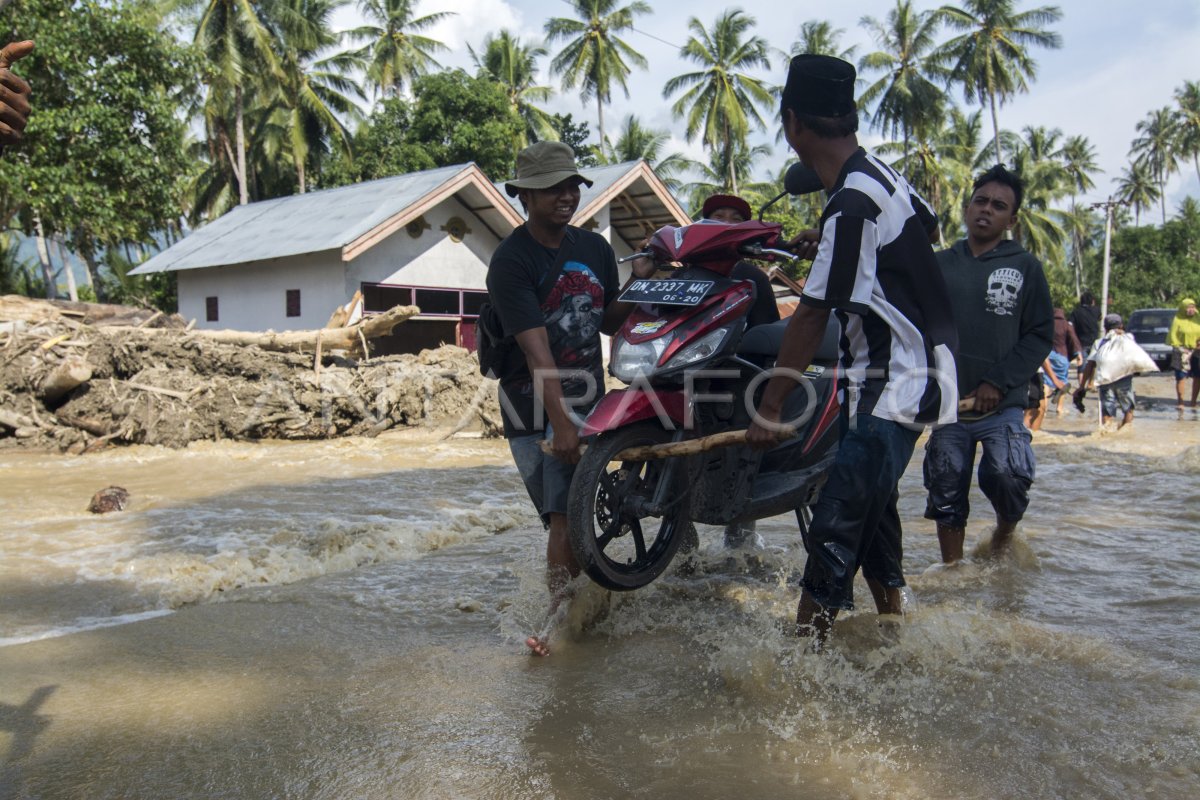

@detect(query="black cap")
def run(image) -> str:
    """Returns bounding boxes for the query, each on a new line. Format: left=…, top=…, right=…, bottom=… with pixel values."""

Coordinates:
left=782, top=54, right=857, bottom=117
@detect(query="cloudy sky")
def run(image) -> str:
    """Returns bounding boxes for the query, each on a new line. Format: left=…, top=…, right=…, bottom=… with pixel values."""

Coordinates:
left=335, top=0, right=1198, bottom=210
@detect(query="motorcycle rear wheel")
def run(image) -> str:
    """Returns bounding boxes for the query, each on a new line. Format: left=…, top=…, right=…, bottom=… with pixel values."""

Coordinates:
left=567, top=422, right=691, bottom=591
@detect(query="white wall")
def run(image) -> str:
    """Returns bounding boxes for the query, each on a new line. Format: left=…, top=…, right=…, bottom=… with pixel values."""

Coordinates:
left=348, top=199, right=503, bottom=291
left=178, top=250, right=344, bottom=331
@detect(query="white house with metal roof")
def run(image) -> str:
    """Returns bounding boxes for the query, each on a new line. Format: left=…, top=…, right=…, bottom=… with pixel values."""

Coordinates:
left=132, top=159, right=689, bottom=354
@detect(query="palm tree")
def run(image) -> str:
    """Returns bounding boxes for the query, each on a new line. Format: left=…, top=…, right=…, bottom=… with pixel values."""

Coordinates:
left=598, top=115, right=697, bottom=192
left=682, top=142, right=775, bottom=210
left=933, top=0, right=1063, bottom=165
left=544, top=0, right=652, bottom=148
left=1115, top=162, right=1160, bottom=226
left=187, top=0, right=285, bottom=205
left=348, top=0, right=454, bottom=98
left=789, top=19, right=857, bottom=61
left=878, top=107, right=980, bottom=241
left=858, top=0, right=948, bottom=161
left=470, top=31, right=558, bottom=156
left=1130, top=106, right=1180, bottom=224
left=1175, top=80, right=1200, bottom=182
left=1004, top=127, right=1069, bottom=265
left=1058, top=134, right=1099, bottom=293
left=662, top=10, right=773, bottom=196
left=268, top=0, right=365, bottom=193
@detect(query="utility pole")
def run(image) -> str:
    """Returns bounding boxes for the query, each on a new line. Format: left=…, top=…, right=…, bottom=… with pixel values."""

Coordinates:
left=1090, top=197, right=1127, bottom=315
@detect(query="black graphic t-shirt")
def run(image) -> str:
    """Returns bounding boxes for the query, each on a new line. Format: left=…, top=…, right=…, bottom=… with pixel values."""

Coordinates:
left=485, top=224, right=619, bottom=437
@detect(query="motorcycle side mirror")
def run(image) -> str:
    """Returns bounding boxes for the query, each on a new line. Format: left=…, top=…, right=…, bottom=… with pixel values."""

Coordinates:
left=784, top=163, right=824, bottom=196
left=757, top=163, right=826, bottom=220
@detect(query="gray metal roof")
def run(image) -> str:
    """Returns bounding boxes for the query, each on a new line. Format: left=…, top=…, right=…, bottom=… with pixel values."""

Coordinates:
left=132, top=163, right=486, bottom=274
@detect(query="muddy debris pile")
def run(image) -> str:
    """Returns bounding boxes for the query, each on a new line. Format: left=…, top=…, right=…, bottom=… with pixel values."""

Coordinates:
left=0, top=295, right=502, bottom=453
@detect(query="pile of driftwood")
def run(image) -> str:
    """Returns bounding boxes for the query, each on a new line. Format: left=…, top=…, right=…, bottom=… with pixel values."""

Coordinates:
left=0, top=295, right=502, bottom=453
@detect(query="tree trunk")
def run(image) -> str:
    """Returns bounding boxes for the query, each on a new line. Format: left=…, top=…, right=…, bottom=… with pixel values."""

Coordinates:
left=131, top=304, right=420, bottom=357
left=56, top=238, right=78, bottom=302
left=596, top=95, right=605, bottom=155
left=989, top=90, right=1003, bottom=166
left=33, top=213, right=57, bottom=300
left=1158, top=173, right=1167, bottom=224
left=296, top=155, right=306, bottom=194
left=235, top=85, right=249, bottom=205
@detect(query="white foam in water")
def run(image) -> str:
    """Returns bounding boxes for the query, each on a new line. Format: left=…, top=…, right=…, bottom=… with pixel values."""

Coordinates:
left=0, top=609, right=174, bottom=648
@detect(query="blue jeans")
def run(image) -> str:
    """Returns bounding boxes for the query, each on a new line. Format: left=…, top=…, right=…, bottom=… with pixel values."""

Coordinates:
left=923, top=406, right=1034, bottom=529
left=1100, top=376, right=1135, bottom=418
left=800, top=414, right=921, bottom=611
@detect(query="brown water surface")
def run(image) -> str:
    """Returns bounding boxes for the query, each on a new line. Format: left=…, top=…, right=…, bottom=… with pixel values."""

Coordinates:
left=2, top=377, right=1199, bottom=799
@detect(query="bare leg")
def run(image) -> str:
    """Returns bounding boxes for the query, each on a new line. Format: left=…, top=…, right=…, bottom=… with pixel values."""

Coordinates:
left=525, top=512, right=579, bottom=657
left=1119, top=410, right=1134, bottom=429
left=866, top=577, right=902, bottom=615
left=1176, top=378, right=1186, bottom=409
left=1030, top=398, right=1047, bottom=431
left=795, top=589, right=837, bottom=644
left=1190, top=377, right=1199, bottom=407
left=937, top=523, right=966, bottom=564
left=990, top=518, right=1017, bottom=557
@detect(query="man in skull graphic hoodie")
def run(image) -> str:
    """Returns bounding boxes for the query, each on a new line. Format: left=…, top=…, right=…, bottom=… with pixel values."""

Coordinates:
left=922, top=165, right=1054, bottom=564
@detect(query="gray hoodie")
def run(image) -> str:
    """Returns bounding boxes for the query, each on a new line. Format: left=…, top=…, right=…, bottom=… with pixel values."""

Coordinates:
left=935, top=239, right=1054, bottom=419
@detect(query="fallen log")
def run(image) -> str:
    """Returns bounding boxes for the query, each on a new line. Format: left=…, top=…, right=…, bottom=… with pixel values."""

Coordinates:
left=57, top=413, right=113, bottom=437
left=37, top=356, right=93, bottom=403
left=123, top=303, right=420, bottom=357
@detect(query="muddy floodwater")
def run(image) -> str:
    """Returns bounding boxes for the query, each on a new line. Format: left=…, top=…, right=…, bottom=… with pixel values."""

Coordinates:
left=2, top=375, right=1198, bottom=799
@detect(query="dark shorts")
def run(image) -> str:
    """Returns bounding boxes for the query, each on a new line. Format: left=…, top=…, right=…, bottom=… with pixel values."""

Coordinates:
left=1100, top=376, right=1135, bottom=418
left=508, top=424, right=576, bottom=526
left=923, top=406, right=1035, bottom=529
left=1173, top=356, right=1200, bottom=381
left=1026, top=373, right=1045, bottom=409
left=800, top=413, right=920, bottom=611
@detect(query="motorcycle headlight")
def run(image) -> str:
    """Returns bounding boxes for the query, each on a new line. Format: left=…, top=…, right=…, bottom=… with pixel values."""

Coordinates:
left=660, top=326, right=731, bottom=372
left=611, top=335, right=670, bottom=382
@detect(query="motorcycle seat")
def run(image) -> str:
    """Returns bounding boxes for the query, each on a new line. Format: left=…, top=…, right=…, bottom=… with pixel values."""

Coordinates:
left=737, top=317, right=841, bottom=364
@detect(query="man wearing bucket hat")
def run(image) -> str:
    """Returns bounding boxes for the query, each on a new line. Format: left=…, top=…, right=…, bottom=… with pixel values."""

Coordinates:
left=486, top=140, right=655, bottom=656
left=746, top=55, right=958, bottom=642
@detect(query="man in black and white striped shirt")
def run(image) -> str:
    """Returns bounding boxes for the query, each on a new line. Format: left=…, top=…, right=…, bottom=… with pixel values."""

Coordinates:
left=748, top=54, right=958, bottom=641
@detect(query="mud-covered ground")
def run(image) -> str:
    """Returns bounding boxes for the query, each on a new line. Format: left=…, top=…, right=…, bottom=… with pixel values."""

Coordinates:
left=0, top=296, right=501, bottom=453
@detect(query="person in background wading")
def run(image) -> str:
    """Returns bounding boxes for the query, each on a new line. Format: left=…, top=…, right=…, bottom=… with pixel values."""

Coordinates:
left=486, top=141, right=656, bottom=657
left=1045, top=307, right=1081, bottom=416
left=1075, top=313, right=1139, bottom=429
left=746, top=54, right=958, bottom=644
left=922, top=165, right=1053, bottom=564
left=1166, top=298, right=1200, bottom=410
left=1068, top=291, right=1101, bottom=380
left=698, top=193, right=781, bottom=549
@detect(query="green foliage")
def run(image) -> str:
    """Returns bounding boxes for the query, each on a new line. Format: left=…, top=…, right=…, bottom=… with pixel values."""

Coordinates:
left=323, top=70, right=523, bottom=185
left=2, top=0, right=197, bottom=299
left=662, top=10, right=774, bottom=195
left=1101, top=214, right=1200, bottom=316
left=545, top=0, right=651, bottom=144
left=346, top=0, right=454, bottom=98
left=550, top=113, right=599, bottom=168
left=99, top=247, right=178, bottom=311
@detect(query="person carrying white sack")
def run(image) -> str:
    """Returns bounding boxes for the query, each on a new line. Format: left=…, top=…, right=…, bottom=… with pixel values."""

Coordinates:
left=1073, top=313, right=1158, bottom=429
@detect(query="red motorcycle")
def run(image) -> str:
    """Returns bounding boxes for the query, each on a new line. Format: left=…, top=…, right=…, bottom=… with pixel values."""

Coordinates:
left=566, top=166, right=842, bottom=590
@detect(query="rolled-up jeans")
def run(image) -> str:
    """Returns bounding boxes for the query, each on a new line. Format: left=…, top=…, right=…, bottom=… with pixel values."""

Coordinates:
left=800, top=413, right=921, bottom=611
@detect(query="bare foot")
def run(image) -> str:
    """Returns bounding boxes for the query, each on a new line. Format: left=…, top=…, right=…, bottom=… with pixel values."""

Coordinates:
left=525, top=636, right=550, bottom=657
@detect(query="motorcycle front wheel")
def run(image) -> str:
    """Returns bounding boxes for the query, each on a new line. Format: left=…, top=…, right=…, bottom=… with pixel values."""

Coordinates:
left=567, top=422, right=691, bottom=591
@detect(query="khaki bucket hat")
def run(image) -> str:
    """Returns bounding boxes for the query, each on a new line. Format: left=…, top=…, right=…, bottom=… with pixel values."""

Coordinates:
left=504, top=141, right=594, bottom=197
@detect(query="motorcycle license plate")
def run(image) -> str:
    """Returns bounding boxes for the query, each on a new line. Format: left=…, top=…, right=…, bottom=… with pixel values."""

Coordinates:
left=618, top=279, right=714, bottom=306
